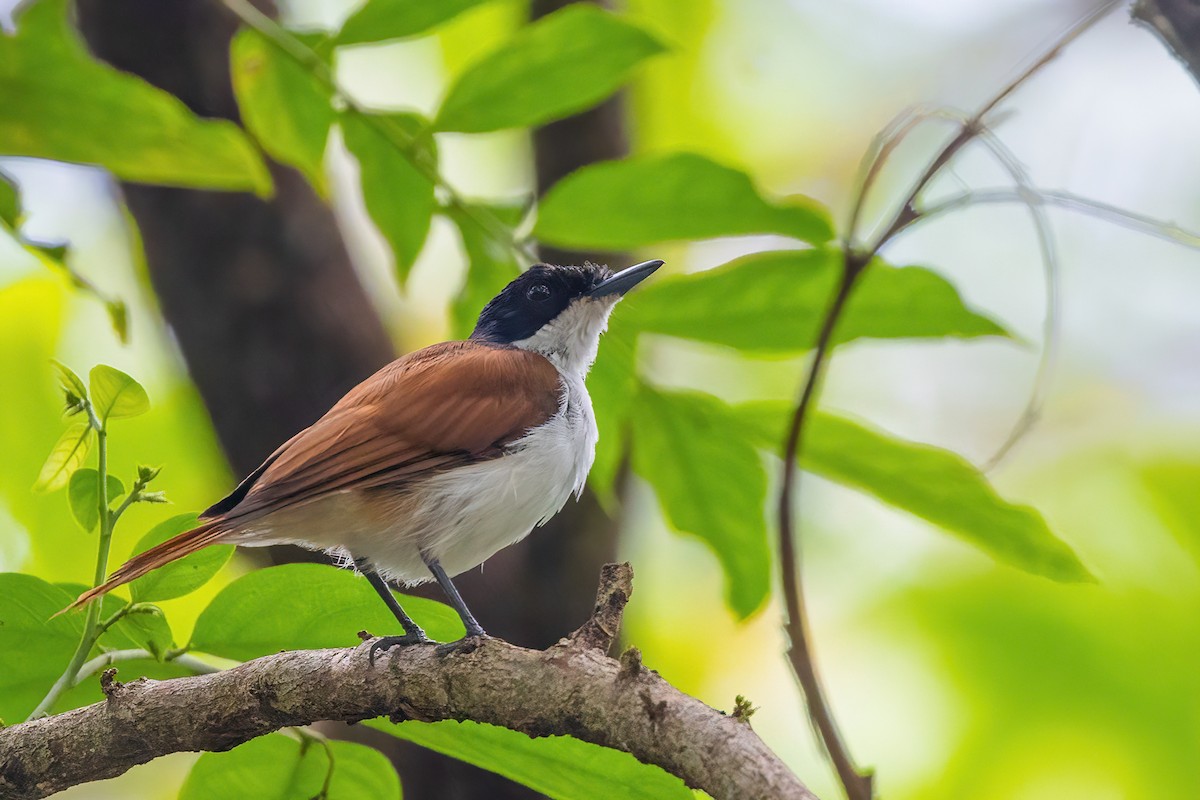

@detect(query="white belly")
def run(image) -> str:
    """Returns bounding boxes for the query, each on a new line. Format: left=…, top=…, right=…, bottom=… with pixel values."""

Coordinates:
left=235, top=375, right=598, bottom=584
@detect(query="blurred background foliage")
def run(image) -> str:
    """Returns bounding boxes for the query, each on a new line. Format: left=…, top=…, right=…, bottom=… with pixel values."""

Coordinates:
left=2, top=0, right=1199, bottom=798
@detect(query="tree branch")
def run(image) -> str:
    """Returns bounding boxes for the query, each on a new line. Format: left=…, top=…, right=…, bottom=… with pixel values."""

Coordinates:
left=0, top=565, right=816, bottom=800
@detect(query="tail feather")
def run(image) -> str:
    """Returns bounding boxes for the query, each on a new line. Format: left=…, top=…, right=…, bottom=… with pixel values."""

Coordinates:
left=65, top=520, right=227, bottom=612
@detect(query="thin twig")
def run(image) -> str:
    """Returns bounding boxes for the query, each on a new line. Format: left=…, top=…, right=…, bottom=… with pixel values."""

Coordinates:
left=913, top=187, right=1200, bottom=250
left=967, top=129, right=1060, bottom=470
left=776, top=5, right=1121, bottom=798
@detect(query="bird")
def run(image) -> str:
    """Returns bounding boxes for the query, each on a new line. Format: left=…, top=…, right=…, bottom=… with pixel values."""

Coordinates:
left=69, top=259, right=663, bottom=660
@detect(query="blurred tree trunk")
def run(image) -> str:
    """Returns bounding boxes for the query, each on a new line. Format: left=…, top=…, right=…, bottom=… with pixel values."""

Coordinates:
left=77, top=1, right=630, bottom=798
left=75, top=0, right=394, bottom=477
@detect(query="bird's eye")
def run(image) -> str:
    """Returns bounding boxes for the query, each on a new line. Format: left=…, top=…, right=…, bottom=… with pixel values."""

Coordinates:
left=526, top=283, right=551, bottom=302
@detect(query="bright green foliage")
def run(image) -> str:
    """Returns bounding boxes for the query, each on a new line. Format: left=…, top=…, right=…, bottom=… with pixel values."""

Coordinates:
left=110, top=606, right=174, bottom=660
left=231, top=29, right=335, bottom=197
left=435, top=5, right=664, bottom=133
left=191, top=563, right=464, bottom=661
left=66, top=469, right=124, bottom=532
left=379, top=719, right=692, bottom=800
left=447, top=202, right=524, bottom=338
left=622, top=249, right=1007, bottom=353
left=1140, top=460, right=1200, bottom=569
left=586, top=326, right=638, bottom=504
left=342, top=112, right=437, bottom=280
left=631, top=387, right=771, bottom=618
left=0, top=0, right=270, bottom=193
left=88, top=365, right=149, bottom=423
left=735, top=403, right=1094, bottom=583
left=0, top=574, right=81, bottom=721
left=128, top=514, right=234, bottom=603
left=535, top=152, right=834, bottom=249
left=337, top=0, right=491, bottom=45
left=32, top=421, right=92, bottom=493
left=181, top=734, right=400, bottom=800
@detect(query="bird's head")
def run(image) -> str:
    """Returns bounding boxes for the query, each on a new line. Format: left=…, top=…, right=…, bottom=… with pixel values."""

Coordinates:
left=470, top=259, right=662, bottom=375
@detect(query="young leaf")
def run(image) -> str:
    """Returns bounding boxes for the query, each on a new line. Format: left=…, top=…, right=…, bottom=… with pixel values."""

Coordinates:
left=735, top=402, right=1094, bottom=583
left=377, top=719, right=692, bottom=800
left=33, top=421, right=93, bottom=493
left=434, top=5, right=664, bottom=133
left=112, top=606, right=175, bottom=661
left=67, top=468, right=125, bottom=532
left=51, top=359, right=88, bottom=412
left=446, top=201, right=523, bottom=339
left=0, top=0, right=270, bottom=193
left=88, top=364, right=149, bottom=423
left=0, top=574, right=83, bottom=721
left=337, top=0, right=490, bottom=45
left=0, top=170, right=19, bottom=229
left=619, top=249, right=1008, bottom=352
left=191, top=563, right=464, bottom=661
left=231, top=28, right=336, bottom=197
left=128, top=514, right=234, bottom=603
left=535, top=153, right=834, bottom=249
left=342, top=112, right=437, bottom=281
left=181, top=734, right=400, bottom=800
left=631, top=386, right=772, bottom=618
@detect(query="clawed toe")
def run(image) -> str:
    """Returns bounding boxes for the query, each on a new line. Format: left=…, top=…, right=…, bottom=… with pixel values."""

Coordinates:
left=435, top=633, right=489, bottom=657
left=368, top=632, right=431, bottom=665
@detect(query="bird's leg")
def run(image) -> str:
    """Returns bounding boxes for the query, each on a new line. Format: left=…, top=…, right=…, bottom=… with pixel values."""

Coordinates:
left=423, top=556, right=487, bottom=639
left=355, top=558, right=430, bottom=664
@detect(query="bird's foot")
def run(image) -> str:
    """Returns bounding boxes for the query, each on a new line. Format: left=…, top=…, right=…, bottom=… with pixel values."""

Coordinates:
left=368, top=631, right=431, bottom=665
left=435, top=629, right=489, bottom=657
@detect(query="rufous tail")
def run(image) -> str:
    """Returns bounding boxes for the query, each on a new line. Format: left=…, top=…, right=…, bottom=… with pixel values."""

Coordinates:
left=65, top=520, right=227, bottom=612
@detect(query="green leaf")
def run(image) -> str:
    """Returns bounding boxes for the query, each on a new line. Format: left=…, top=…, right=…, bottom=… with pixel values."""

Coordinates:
left=734, top=403, right=1094, bottom=583
left=0, top=574, right=83, bottom=721
left=51, top=359, right=88, bottom=410
left=0, top=170, right=19, bottom=228
left=91, top=595, right=175, bottom=661
left=191, top=563, right=463, bottom=661
left=535, top=152, right=833, bottom=249
left=447, top=201, right=523, bottom=338
left=377, top=719, right=691, bottom=800
left=337, top=0, right=490, bottom=45
left=67, top=468, right=125, bottom=532
left=106, top=299, right=129, bottom=344
left=631, top=387, right=771, bottom=618
left=128, top=514, right=234, bottom=603
left=88, top=364, right=149, bottom=422
left=33, top=420, right=93, bottom=492
left=181, top=734, right=400, bottom=800
left=620, top=249, right=1008, bottom=353
left=435, top=5, right=664, bottom=133
left=1140, top=460, right=1200, bottom=569
left=231, top=28, right=335, bottom=197
left=586, top=325, right=637, bottom=504
left=342, top=112, right=437, bottom=280
left=0, top=0, right=271, bottom=193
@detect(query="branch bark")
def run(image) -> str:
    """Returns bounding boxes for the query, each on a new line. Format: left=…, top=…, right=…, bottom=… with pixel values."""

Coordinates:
left=0, top=565, right=814, bottom=800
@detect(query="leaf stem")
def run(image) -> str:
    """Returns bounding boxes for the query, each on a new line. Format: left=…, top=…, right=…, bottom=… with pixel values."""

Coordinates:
left=72, top=648, right=222, bottom=688
left=27, top=409, right=114, bottom=720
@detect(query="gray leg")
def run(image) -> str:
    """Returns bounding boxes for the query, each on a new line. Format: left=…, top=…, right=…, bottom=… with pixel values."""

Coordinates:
left=355, top=558, right=430, bottom=664
left=424, top=556, right=486, bottom=638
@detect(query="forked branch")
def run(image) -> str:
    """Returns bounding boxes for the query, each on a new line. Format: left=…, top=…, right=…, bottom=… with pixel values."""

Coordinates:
left=0, top=564, right=816, bottom=800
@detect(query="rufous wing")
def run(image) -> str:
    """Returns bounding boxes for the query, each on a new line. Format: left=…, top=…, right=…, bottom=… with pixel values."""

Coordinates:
left=207, top=340, right=562, bottom=523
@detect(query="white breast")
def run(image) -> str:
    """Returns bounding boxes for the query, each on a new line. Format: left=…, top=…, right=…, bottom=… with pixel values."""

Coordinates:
left=246, top=372, right=597, bottom=584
